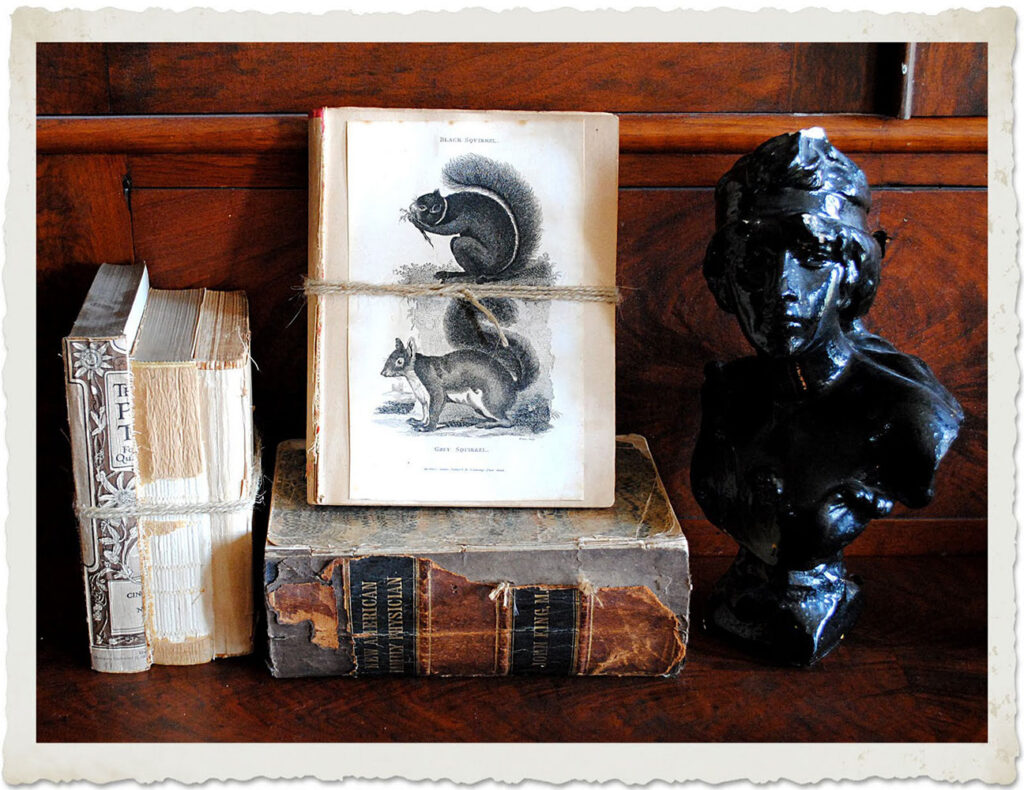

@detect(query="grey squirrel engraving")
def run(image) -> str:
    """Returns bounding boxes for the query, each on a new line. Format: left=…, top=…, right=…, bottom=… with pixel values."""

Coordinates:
left=403, top=153, right=543, bottom=283
left=384, top=153, right=549, bottom=433
left=381, top=299, right=539, bottom=432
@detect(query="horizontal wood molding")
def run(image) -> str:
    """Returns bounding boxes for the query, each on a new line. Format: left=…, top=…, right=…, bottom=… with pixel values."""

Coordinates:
left=37, top=114, right=987, bottom=156
left=38, top=116, right=309, bottom=155
left=619, top=152, right=987, bottom=188
left=117, top=151, right=987, bottom=190
left=619, top=114, right=987, bottom=154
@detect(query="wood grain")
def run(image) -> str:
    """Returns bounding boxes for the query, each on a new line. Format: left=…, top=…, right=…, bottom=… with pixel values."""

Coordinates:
left=89, top=43, right=891, bottom=115
left=37, top=116, right=308, bottom=155
left=37, top=555, right=986, bottom=742
left=127, top=153, right=308, bottom=189
left=871, top=190, right=988, bottom=516
left=33, top=40, right=990, bottom=752
left=36, top=155, right=136, bottom=650
left=36, top=42, right=989, bottom=119
left=911, top=43, right=987, bottom=117
left=121, top=151, right=987, bottom=191
left=38, top=114, right=988, bottom=156
left=619, top=114, right=986, bottom=154
left=128, top=188, right=310, bottom=469
left=36, top=43, right=110, bottom=115
left=37, top=155, right=133, bottom=269
left=619, top=152, right=987, bottom=188
left=681, top=517, right=985, bottom=558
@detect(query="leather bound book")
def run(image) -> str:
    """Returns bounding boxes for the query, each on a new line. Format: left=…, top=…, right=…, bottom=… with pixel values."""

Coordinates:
left=265, top=435, right=689, bottom=677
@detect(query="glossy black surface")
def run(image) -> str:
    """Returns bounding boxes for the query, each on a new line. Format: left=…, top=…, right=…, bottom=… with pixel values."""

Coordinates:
left=692, top=129, right=963, bottom=665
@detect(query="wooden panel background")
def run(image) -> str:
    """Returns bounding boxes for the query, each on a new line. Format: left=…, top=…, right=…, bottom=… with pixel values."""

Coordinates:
left=37, top=41, right=988, bottom=562
left=34, top=39, right=989, bottom=747
left=911, top=42, right=988, bottom=117
left=39, top=42, right=916, bottom=116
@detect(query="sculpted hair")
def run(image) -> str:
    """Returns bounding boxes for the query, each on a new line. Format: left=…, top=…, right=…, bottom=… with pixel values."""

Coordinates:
left=704, top=128, right=885, bottom=328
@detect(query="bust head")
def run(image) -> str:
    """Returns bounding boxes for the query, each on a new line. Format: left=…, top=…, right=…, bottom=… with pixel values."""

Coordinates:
left=703, top=128, right=884, bottom=357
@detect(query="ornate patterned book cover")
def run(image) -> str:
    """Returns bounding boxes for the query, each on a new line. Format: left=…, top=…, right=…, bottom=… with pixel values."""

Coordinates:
left=62, top=264, right=151, bottom=673
left=265, top=435, right=689, bottom=677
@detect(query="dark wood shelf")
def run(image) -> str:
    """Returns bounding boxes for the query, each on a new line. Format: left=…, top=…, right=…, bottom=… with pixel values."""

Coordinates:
left=38, top=555, right=986, bottom=743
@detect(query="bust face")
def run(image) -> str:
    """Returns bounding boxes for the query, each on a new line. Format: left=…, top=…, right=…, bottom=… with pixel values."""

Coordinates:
left=726, top=221, right=845, bottom=357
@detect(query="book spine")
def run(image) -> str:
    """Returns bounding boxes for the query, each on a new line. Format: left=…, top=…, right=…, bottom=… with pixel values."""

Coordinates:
left=62, top=335, right=150, bottom=672
left=266, top=555, right=686, bottom=678
left=306, top=113, right=327, bottom=502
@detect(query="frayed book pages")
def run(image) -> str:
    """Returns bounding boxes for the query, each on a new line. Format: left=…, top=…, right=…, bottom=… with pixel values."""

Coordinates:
left=132, top=288, right=255, bottom=665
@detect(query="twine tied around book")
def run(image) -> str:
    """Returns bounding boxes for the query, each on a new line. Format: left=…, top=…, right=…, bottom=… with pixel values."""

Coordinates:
left=488, top=581, right=514, bottom=608
left=76, top=456, right=263, bottom=522
left=578, top=576, right=605, bottom=609
left=303, top=278, right=621, bottom=348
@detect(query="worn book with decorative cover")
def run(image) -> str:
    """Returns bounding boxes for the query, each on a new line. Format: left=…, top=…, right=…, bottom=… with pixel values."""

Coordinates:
left=265, top=435, right=689, bottom=677
left=64, top=267, right=256, bottom=672
left=307, top=107, right=618, bottom=507
left=63, top=263, right=151, bottom=672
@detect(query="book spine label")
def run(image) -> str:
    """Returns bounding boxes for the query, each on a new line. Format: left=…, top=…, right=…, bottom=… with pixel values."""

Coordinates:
left=346, top=555, right=418, bottom=676
left=511, top=587, right=581, bottom=675
left=63, top=336, right=150, bottom=672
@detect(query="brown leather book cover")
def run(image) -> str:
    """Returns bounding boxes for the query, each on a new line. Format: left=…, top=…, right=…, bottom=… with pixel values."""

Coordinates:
left=265, top=435, right=689, bottom=677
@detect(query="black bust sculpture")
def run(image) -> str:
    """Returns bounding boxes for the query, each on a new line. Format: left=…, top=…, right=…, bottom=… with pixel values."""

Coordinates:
left=691, top=128, right=963, bottom=665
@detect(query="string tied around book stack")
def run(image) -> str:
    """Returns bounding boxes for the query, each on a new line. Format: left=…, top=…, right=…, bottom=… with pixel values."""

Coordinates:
left=303, top=278, right=621, bottom=348
left=75, top=453, right=264, bottom=522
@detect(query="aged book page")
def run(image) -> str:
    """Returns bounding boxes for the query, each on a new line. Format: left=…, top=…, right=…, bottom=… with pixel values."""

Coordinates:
left=131, top=288, right=256, bottom=664
left=346, top=117, right=586, bottom=502
left=194, top=290, right=255, bottom=657
left=308, top=107, right=617, bottom=506
left=132, top=289, right=215, bottom=665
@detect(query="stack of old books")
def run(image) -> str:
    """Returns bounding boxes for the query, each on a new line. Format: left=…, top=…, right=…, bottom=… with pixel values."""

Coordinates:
left=63, top=107, right=691, bottom=678
left=64, top=263, right=256, bottom=672
left=263, top=107, right=691, bottom=677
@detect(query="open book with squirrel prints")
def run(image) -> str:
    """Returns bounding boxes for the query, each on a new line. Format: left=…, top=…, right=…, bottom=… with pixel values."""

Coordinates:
left=307, top=107, right=618, bottom=506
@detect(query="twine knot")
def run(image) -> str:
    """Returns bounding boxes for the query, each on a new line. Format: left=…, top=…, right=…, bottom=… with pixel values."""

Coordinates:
left=303, top=278, right=620, bottom=346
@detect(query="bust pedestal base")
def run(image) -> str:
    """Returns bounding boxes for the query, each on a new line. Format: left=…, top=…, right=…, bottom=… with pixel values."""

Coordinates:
left=704, top=547, right=863, bottom=666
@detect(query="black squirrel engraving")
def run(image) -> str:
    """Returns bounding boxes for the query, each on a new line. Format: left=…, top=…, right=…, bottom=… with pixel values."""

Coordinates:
left=380, top=300, right=539, bottom=432
left=403, top=154, right=542, bottom=283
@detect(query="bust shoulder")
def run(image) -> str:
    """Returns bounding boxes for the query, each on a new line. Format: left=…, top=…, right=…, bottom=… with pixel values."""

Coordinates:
left=846, top=333, right=964, bottom=507
left=849, top=332, right=962, bottom=429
